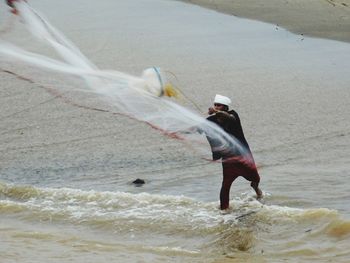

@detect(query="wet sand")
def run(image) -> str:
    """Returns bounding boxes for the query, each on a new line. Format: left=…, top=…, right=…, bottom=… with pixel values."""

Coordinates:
left=179, top=0, right=350, bottom=43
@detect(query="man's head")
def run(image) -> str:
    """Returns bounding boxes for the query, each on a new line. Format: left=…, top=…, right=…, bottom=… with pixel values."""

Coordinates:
left=213, top=94, right=231, bottom=111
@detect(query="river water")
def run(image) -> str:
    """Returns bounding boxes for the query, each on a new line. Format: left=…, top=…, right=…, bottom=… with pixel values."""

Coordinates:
left=1, top=0, right=350, bottom=262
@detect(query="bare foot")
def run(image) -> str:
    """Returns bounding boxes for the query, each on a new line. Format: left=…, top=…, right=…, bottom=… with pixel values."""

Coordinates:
left=256, top=188, right=263, bottom=200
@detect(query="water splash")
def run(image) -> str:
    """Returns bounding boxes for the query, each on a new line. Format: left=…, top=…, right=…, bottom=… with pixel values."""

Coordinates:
left=1, top=181, right=349, bottom=259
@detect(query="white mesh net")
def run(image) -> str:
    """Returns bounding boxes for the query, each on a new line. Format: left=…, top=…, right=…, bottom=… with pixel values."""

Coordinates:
left=0, top=1, right=249, bottom=162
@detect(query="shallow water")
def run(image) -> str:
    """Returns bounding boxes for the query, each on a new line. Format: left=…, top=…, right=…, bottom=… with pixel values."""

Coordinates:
left=1, top=182, right=350, bottom=262
left=1, top=0, right=350, bottom=262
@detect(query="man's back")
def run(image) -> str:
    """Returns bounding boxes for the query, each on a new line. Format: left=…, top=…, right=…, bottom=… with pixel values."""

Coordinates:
left=207, top=109, right=250, bottom=154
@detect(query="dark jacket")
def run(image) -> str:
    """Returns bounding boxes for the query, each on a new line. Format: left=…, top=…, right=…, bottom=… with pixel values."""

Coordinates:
left=207, top=110, right=251, bottom=160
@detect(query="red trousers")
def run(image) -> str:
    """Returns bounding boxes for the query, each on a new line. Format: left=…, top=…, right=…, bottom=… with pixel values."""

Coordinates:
left=220, top=156, right=260, bottom=209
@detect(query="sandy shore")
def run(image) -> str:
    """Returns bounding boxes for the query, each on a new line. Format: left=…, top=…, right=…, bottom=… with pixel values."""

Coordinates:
left=179, top=0, right=350, bottom=43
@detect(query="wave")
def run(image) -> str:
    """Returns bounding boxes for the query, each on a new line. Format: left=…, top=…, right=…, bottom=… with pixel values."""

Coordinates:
left=1, top=181, right=349, bottom=255
left=0, top=181, right=345, bottom=228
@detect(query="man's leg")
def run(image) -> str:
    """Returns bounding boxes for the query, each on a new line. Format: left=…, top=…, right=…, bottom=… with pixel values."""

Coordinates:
left=220, top=175, right=235, bottom=210
left=240, top=155, right=263, bottom=199
left=242, top=168, right=262, bottom=199
left=251, top=181, right=262, bottom=199
left=220, top=163, right=238, bottom=210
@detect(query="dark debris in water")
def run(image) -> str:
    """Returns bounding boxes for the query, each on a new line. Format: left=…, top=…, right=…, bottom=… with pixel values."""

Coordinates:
left=132, top=178, right=145, bottom=186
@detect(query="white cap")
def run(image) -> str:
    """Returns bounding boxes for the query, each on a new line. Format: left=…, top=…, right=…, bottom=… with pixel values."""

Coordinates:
left=214, top=94, right=231, bottom=106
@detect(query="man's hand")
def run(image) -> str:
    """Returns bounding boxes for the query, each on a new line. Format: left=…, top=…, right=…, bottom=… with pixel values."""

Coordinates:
left=208, top=107, right=217, bottom=115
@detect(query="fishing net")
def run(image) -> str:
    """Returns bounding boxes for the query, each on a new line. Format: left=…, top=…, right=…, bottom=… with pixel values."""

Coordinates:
left=0, top=1, right=249, bottom=162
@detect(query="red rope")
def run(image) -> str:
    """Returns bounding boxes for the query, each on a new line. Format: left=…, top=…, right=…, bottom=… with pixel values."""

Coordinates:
left=1, top=68, right=186, bottom=140
left=1, top=69, right=254, bottom=166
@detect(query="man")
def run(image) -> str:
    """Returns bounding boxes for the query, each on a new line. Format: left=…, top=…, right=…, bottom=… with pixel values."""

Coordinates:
left=207, top=94, right=262, bottom=210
